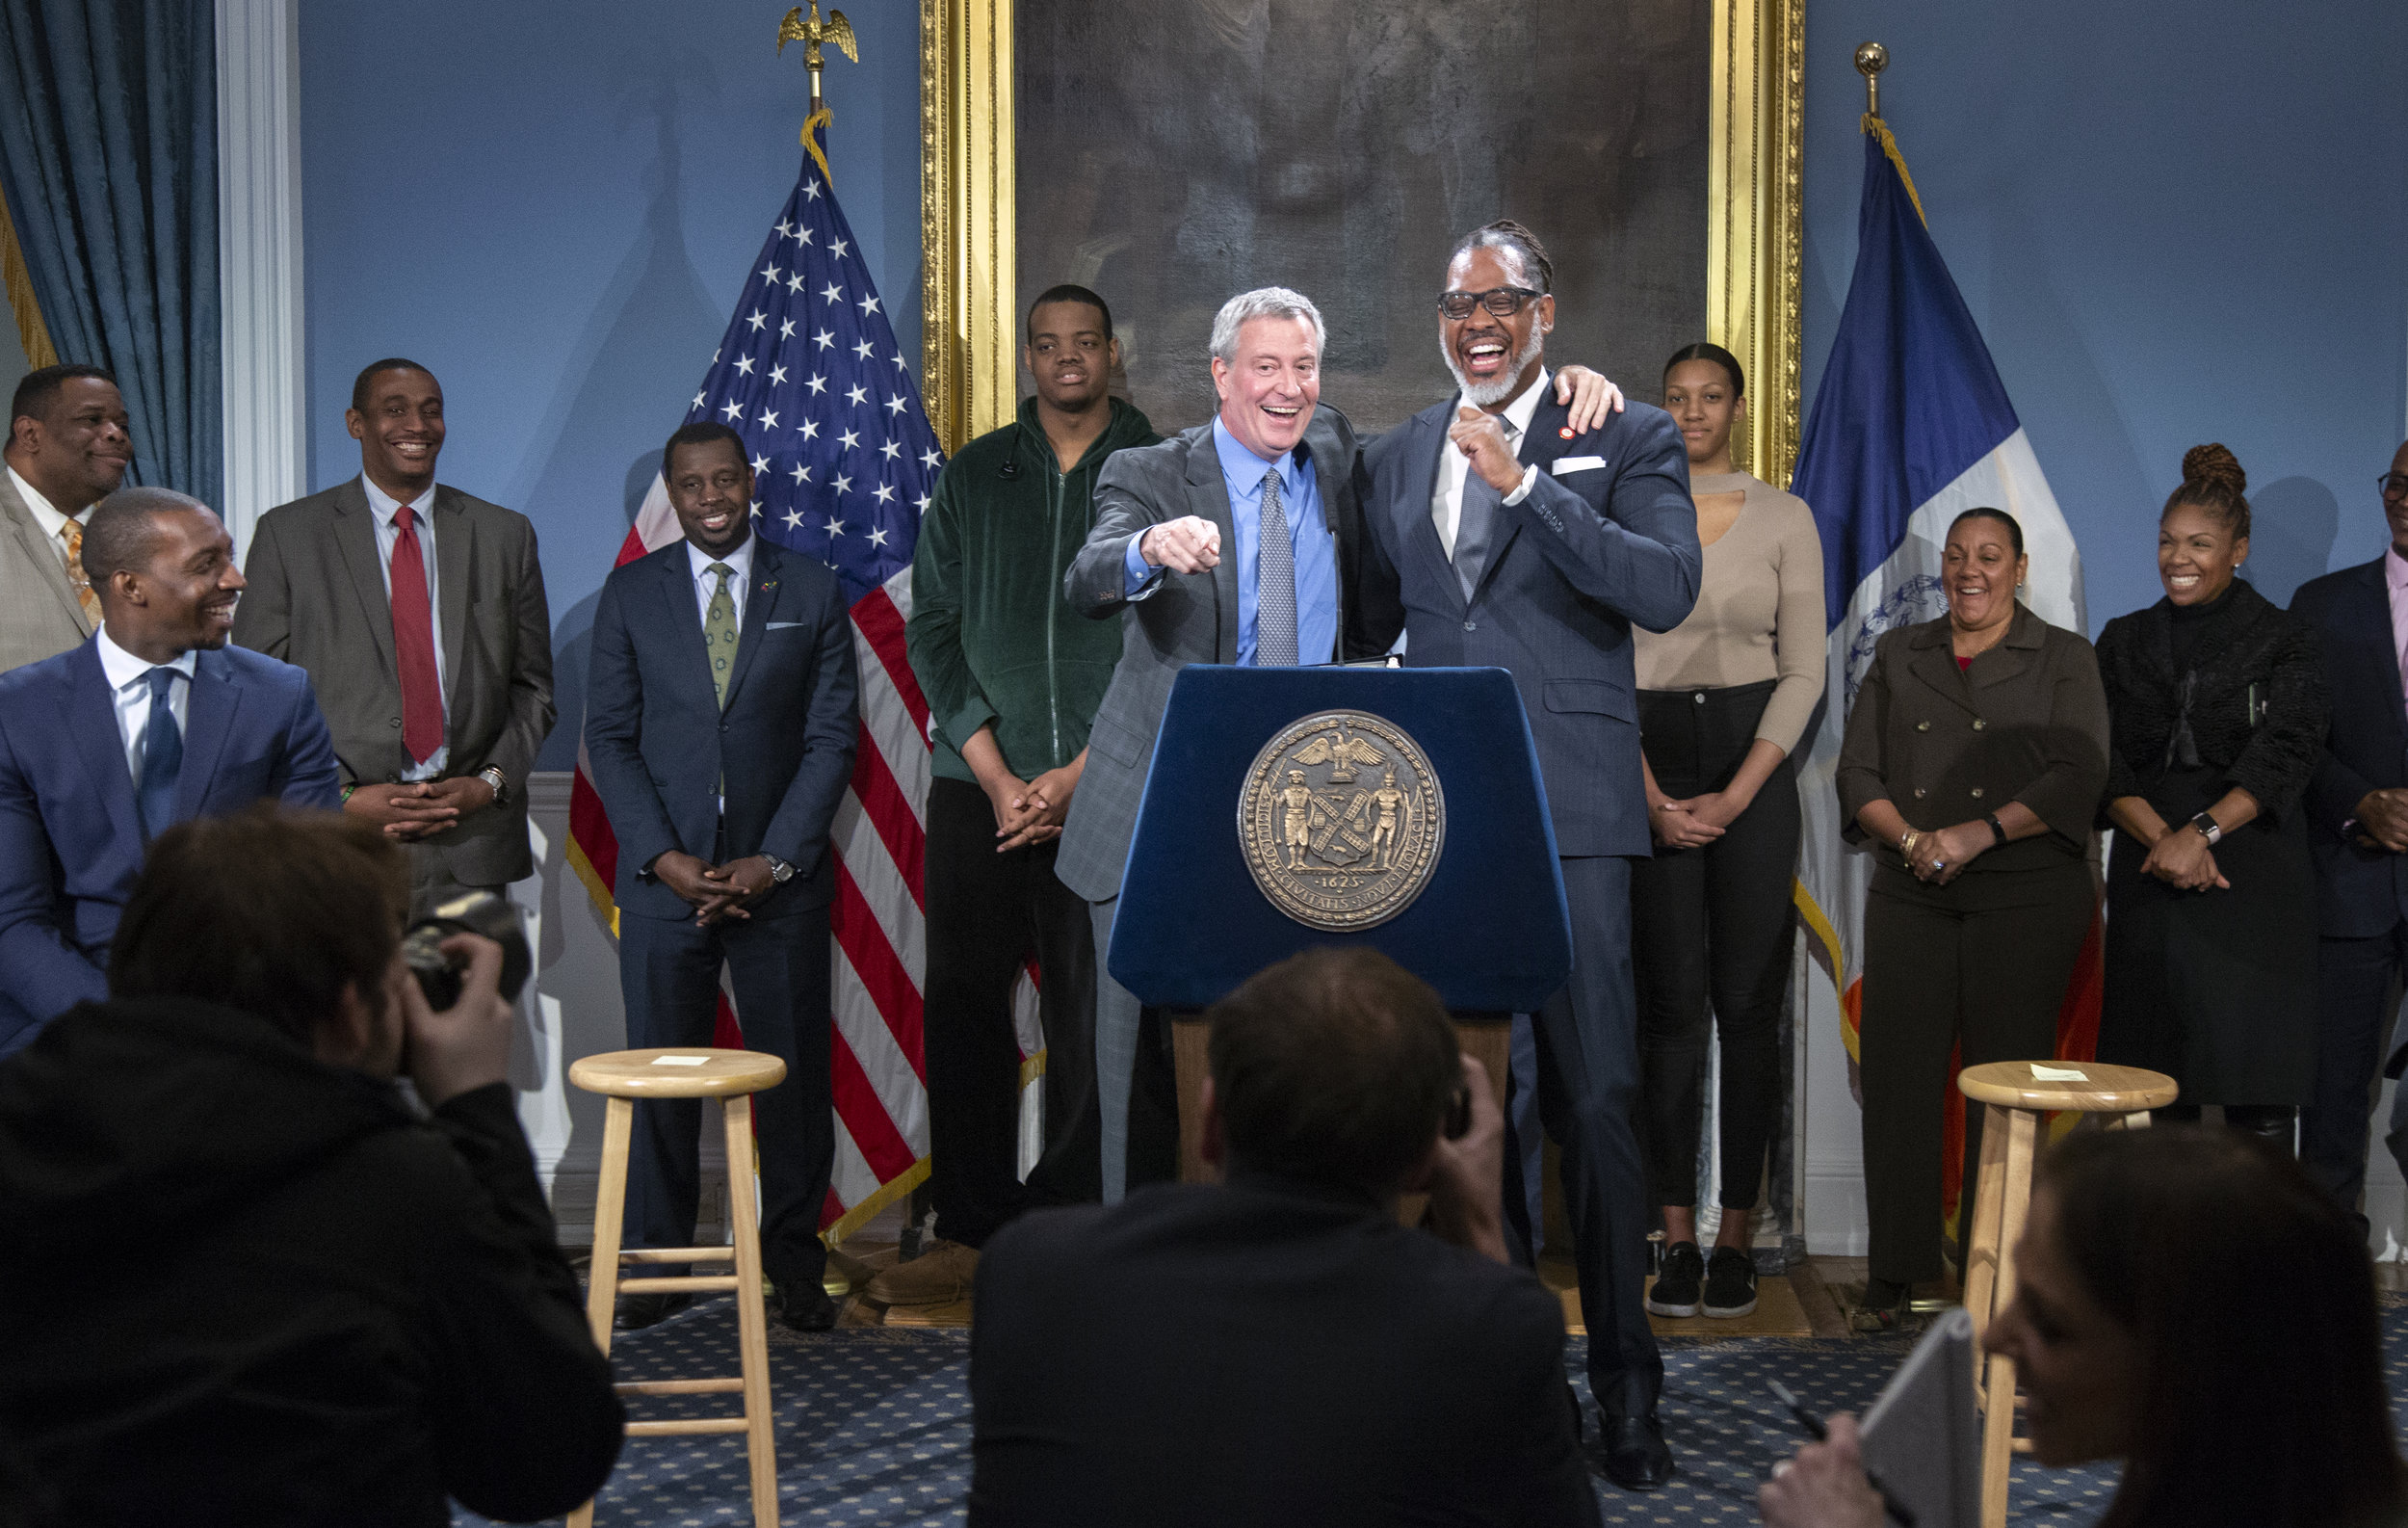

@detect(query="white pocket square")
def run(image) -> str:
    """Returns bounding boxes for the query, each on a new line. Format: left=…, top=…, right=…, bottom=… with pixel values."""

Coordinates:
left=1552, top=455, right=1607, bottom=474
left=766, top=620, right=807, bottom=630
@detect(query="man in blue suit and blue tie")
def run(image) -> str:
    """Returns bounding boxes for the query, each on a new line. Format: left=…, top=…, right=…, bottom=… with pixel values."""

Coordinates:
left=1353, top=222, right=1702, bottom=1490
left=585, top=420, right=861, bottom=1332
left=0, top=487, right=341, bottom=1055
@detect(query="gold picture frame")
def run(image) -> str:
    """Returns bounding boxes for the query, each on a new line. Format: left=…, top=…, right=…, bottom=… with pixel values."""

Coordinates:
left=921, top=0, right=1804, bottom=487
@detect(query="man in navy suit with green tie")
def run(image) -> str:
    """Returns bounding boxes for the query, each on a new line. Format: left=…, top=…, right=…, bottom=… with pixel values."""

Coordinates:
left=584, top=421, right=860, bottom=1332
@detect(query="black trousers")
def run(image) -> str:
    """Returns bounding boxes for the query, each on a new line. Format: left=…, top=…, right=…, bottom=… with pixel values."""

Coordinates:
left=2300, top=920, right=2408, bottom=1233
left=1499, top=856, right=1663, bottom=1420
left=1859, top=857, right=2093, bottom=1286
left=924, top=777, right=1102, bottom=1247
left=619, top=898, right=834, bottom=1292
left=1632, top=681, right=1798, bottom=1211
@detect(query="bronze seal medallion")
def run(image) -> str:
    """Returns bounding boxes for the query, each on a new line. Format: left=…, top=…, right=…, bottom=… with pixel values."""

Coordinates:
left=1237, top=710, right=1446, bottom=931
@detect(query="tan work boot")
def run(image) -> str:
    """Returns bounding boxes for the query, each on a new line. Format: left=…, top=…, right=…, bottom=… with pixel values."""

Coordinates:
left=864, top=1238, right=980, bottom=1307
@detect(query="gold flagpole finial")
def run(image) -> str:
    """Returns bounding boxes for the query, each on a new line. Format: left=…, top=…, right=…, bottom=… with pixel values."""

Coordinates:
left=777, top=2, right=860, bottom=123
left=1854, top=41, right=1889, bottom=119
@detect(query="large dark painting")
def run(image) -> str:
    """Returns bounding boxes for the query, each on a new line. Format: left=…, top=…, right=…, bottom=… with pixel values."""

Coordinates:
left=1015, top=0, right=1711, bottom=435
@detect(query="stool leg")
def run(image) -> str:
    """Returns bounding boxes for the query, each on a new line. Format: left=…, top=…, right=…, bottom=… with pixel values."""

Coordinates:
left=1962, top=1098, right=2011, bottom=1355
left=569, top=1095, right=636, bottom=1528
left=1978, top=1104, right=2038, bottom=1528
left=2106, top=1109, right=2151, bottom=1131
left=724, top=1093, right=779, bottom=1528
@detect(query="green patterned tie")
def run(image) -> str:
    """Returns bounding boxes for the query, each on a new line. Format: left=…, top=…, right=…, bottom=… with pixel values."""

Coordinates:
left=705, top=562, right=741, bottom=708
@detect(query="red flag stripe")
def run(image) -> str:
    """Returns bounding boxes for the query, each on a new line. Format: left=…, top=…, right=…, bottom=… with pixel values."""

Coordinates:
left=850, top=588, right=929, bottom=732
left=829, top=1021, right=918, bottom=1182
left=831, top=855, right=926, bottom=1083
left=845, top=725, right=927, bottom=909
left=567, top=768, right=620, bottom=895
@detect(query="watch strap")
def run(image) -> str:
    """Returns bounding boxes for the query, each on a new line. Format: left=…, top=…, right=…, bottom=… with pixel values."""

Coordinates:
left=1984, top=811, right=2007, bottom=847
left=2191, top=810, right=2222, bottom=845
left=477, top=766, right=509, bottom=804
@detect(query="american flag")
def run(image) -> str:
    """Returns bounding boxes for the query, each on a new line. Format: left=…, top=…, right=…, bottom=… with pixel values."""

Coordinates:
left=567, top=143, right=945, bottom=1241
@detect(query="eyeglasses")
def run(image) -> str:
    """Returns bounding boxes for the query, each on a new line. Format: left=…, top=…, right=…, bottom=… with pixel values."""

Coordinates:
left=1436, top=286, right=1542, bottom=320
left=2382, top=474, right=2408, bottom=502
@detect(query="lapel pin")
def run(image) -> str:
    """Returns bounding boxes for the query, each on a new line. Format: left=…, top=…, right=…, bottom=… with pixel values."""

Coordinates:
left=1558, top=426, right=1576, bottom=440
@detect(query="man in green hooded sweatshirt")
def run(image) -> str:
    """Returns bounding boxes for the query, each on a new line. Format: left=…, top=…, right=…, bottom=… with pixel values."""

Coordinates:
left=889, top=285, right=1161, bottom=1306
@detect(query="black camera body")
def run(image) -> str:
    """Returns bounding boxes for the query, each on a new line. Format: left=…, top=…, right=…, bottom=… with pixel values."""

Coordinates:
left=400, top=890, right=533, bottom=1011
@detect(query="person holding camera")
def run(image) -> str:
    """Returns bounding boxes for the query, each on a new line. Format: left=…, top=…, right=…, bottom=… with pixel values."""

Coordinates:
left=968, top=948, right=1600, bottom=1527
left=0, top=806, right=621, bottom=1527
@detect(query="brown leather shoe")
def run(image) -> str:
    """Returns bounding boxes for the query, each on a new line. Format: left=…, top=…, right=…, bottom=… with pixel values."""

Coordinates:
left=863, top=1238, right=980, bottom=1307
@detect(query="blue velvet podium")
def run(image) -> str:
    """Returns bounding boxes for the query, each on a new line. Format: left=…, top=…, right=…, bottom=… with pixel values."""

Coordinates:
left=1107, top=664, right=1573, bottom=1180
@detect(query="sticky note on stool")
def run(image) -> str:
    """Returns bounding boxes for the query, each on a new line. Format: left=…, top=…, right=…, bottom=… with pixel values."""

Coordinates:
left=2029, top=1064, right=2088, bottom=1082
left=652, top=1054, right=711, bottom=1067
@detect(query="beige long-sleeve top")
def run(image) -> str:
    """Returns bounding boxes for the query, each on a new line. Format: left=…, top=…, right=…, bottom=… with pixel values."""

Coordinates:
left=1633, top=471, right=1826, bottom=754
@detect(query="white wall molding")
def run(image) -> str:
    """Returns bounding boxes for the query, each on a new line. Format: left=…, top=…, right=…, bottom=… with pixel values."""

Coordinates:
left=215, top=0, right=305, bottom=551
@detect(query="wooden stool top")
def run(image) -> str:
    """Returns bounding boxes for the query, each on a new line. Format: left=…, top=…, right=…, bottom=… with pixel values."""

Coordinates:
left=569, top=1048, right=788, bottom=1099
left=1957, top=1060, right=2177, bottom=1114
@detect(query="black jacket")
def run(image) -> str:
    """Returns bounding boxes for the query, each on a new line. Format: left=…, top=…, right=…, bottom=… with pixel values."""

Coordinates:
left=2292, top=558, right=2408, bottom=937
left=2095, top=578, right=2326, bottom=826
left=0, top=997, right=621, bottom=1526
left=968, top=1172, right=1601, bottom=1528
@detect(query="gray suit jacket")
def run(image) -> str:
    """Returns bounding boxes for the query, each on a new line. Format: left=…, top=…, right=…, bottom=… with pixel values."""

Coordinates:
left=0, top=471, right=94, bottom=675
left=1054, top=408, right=1374, bottom=903
left=233, top=478, right=557, bottom=887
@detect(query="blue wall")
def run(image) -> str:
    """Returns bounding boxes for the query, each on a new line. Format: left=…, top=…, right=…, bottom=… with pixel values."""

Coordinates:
left=297, top=2, right=923, bottom=767
left=294, top=1, right=2408, bottom=768
left=1799, top=1, right=2408, bottom=633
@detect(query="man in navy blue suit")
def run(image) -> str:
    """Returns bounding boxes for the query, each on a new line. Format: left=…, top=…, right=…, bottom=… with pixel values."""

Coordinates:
left=1353, top=222, right=1701, bottom=1489
left=584, top=420, right=860, bottom=1332
left=2295, top=440, right=2408, bottom=1233
left=0, top=487, right=341, bottom=1055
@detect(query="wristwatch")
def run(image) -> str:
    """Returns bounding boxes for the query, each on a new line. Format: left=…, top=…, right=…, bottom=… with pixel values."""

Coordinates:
left=763, top=855, right=797, bottom=884
left=477, top=766, right=510, bottom=804
left=1984, top=811, right=2007, bottom=847
left=2190, top=810, right=2223, bottom=846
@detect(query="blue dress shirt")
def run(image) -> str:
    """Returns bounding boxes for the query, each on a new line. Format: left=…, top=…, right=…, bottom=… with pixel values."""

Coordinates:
left=1121, top=417, right=1338, bottom=665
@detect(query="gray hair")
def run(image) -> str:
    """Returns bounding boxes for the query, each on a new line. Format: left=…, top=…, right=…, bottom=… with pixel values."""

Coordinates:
left=1208, top=287, right=1326, bottom=366
left=1449, top=220, right=1555, bottom=295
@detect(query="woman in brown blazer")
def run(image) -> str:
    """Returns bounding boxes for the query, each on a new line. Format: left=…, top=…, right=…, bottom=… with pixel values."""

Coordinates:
left=1835, top=507, right=2109, bottom=1330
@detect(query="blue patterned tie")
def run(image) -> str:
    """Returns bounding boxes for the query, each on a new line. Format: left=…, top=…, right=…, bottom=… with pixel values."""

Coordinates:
left=1255, top=467, right=1298, bottom=667
left=137, top=667, right=183, bottom=840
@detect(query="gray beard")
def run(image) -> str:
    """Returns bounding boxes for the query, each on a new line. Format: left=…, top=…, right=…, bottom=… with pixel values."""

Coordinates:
left=1441, top=324, right=1545, bottom=408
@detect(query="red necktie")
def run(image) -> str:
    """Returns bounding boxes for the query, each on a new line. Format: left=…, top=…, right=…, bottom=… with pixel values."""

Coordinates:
left=390, top=506, right=443, bottom=764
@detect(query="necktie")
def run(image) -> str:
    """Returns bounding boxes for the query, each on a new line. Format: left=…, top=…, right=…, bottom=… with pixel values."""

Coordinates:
left=1255, top=468, right=1298, bottom=667
left=1452, top=418, right=1519, bottom=604
left=705, top=563, right=741, bottom=707
left=137, top=667, right=183, bottom=840
left=389, top=506, right=443, bottom=764
left=57, top=519, right=99, bottom=626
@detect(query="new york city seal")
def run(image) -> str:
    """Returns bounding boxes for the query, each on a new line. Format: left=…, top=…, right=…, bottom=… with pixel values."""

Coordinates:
left=1238, top=710, right=1445, bottom=931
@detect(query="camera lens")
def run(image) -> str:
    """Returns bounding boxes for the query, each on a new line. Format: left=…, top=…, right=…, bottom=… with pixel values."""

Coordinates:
left=401, top=890, right=532, bottom=1010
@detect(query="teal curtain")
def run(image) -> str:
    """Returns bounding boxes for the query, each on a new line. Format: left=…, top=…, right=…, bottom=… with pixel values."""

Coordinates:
left=0, top=0, right=220, bottom=506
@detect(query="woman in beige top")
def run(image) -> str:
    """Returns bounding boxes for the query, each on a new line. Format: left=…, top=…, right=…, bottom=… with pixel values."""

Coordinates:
left=1631, top=343, right=1823, bottom=1323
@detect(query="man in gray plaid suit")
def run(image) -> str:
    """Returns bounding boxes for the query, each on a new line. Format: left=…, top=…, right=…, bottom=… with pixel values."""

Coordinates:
left=1058, top=287, right=1620, bottom=1200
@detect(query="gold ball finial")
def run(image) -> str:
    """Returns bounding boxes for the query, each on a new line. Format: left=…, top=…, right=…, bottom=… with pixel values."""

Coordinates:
left=1854, top=40, right=1888, bottom=77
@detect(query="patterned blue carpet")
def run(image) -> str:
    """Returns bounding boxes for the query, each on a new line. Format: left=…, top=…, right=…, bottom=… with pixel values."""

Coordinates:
left=453, top=1281, right=2408, bottom=1522
left=458, top=1293, right=2408, bottom=1525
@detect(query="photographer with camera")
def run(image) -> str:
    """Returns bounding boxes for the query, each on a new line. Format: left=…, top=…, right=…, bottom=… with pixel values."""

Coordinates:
left=0, top=806, right=620, bottom=1527
left=967, top=947, right=1600, bottom=1527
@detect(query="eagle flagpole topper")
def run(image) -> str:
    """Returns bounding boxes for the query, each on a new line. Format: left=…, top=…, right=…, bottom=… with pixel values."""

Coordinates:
left=778, top=1, right=859, bottom=126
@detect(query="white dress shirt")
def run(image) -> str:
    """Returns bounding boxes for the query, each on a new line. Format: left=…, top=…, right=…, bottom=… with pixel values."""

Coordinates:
left=1430, top=367, right=1546, bottom=558
left=360, top=474, right=449, bottom=778
left=9, top=464, right=89, bottom=578
left=94, top=623, right=196, bottom=789
left=687, top=536, right=756, bottom=629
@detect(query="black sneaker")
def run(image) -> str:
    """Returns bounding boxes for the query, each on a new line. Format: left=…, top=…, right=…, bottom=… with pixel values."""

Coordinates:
left=1702, top=1247, right=1758, bottom=1318
left=1646, top=1241, right=1704, bottom=1317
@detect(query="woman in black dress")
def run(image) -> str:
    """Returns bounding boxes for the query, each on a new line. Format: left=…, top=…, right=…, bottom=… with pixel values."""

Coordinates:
left=2096, top=444, right=2327, bottom=1148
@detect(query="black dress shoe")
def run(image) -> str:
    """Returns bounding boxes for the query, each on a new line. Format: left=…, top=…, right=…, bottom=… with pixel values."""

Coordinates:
left=776, top=1285, right=839, bottom=1332
left=1597, top=1410, right=1674, bottom=1490
left=615, top=1292, right=693, bottom=1330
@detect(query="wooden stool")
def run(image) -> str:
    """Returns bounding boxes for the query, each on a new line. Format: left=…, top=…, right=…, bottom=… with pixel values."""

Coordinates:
left=568, top=1047, right=790, bottom=1528
left=1956, top=1060, right=2177, bottom=1528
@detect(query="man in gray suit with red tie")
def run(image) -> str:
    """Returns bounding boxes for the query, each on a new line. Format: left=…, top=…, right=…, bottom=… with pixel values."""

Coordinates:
left=1354, top=222, right=1701, bottom=1489
left=0, top=364, right=131, bottom=672
left=234, top=359, right=555, bottom=915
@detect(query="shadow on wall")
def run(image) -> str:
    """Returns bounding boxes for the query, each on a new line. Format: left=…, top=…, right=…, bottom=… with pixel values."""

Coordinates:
left=2243, top=475, right=2342, bottom=607
left=522, top=66, right=728, bottom=770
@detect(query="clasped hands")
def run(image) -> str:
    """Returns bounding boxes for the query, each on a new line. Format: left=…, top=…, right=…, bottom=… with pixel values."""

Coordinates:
left=651, top=850, right=780, bottom=926
left=982, top=760, right=1081, bottom=852
left=2356, top=788, right=2408, bottom=855
left=2138, top=822, right=2230, bottom=892
left=1649, top=789, right=1747, bottom=850
left=346, top=777, right=496, bottom=841
left=1898, top=821, right=1999, bottom=886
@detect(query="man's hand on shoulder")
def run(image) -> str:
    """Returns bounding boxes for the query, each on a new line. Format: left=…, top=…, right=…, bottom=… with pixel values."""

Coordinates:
left=1140, top=516, right=1221, bottom=573
left=348, top=781, right=461, bottom=841
left=1550, top=364, right=1626, bottom=435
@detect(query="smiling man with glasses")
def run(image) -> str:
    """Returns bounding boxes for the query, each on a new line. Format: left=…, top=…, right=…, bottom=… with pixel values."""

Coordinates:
left=2294, top=439, right=2408, bottom=1237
